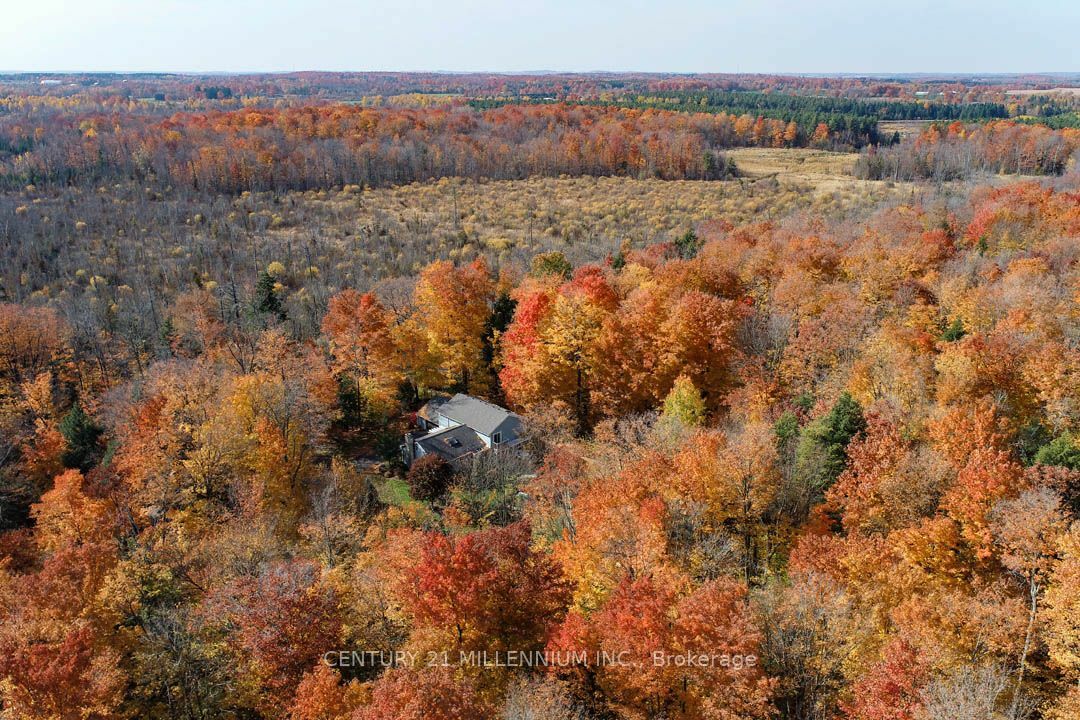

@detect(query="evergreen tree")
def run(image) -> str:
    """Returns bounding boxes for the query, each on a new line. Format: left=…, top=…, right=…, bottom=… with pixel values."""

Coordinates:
left=794, top=392, right=866, bottom=498
left=774, top=411, right=799, bottom=445
left=59, top=400, right=103, bottom=471
left=158, top=316, right=176, bottom=356
left=482, top=290, right=518, bottom=369
left=488, top=291, right=517, bottom=337
left=676, top=228, right=701, bottom=259
left=941, top=317, right=966, bottom=342
left=255, top=270, right=285, bottom=319
left=529, top=251, right=573, bottom=279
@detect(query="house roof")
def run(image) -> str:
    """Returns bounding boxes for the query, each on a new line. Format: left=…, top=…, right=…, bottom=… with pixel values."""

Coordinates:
left=425, top=393, right=520, bottom=437
left=417, top=394, right=450, bottom=424
left=414, top=424, right=486, bottom=462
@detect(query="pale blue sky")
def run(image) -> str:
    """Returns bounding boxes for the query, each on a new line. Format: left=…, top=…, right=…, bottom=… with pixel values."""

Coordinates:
left=2, top=0, right=1077, bottom=74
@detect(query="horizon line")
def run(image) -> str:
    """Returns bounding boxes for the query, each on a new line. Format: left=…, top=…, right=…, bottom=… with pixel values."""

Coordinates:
left=3, top=69, right=1080, bottom=78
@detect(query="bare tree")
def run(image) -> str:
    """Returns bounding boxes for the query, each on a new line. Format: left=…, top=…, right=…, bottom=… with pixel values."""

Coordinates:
left=917, top=665, right=1015, bottom=720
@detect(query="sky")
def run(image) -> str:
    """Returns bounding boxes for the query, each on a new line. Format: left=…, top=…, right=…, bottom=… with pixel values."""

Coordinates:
left=1, top=0, right=1078, bottom=75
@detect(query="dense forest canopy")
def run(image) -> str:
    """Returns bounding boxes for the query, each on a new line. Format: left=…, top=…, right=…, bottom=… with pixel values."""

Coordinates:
left=1, top=71, right=1080, bottom=720
left=1, top=104, right=745, bottom=192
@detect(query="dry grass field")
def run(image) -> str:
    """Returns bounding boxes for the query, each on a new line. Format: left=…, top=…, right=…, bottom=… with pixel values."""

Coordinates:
left=878, top=119, right=935, bottom=140
left=220, top=148, right=1027, bottom=299
left=723, top=147, right=858, bottom=178
left=1006, top=86, right=1080, bottom=97
left=4, top=150, right=918, bottom=309
left=294, top=163, right=912, bottom=276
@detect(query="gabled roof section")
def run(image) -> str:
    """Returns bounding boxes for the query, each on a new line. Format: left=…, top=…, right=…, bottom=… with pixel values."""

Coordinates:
left=414, top=424, right=486, bottom=461
left=437, top=393, right=519, bottom=437
left=417, top=394, right=450, bottom=424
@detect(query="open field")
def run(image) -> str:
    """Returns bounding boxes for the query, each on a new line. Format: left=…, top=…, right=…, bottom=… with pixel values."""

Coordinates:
left=1006, top=86, right=1080, bottom=96
left=878, top=119, right=935, bottom=139
left=3, top=161, right=914, bottom=308
left=258, top=166, right=914, bottom=281
left=724, top=147, right=858, bottom=178
left=721, top=147, right=872, bottom=196
left=1, top=153, right=927, bottom=349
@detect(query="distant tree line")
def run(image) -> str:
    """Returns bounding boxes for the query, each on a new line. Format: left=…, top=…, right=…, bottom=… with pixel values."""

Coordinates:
left=0, top=103, right=749, bottom=193
left=472, top=91, right=1016, bottom=149
left=854, top=120, right=1080, bottom=180
left=3, top=71, right=1050, bottom=106
left=602, top=90, right=1009, bottom=121
left=1018, top=112, right=1080, bottom=130
left=472, top=96, right=880, bottom=149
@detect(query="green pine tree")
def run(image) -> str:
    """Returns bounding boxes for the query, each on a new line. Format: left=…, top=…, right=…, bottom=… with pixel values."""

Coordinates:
left=483, top=290, right=517, bottom=368
left=794, top=392, right=866, bottom=498
left=941, top=317, right=966, bottom=342
left=676, top=228, right=701, bottom=259
left=255, top=270, right=285, bottom=319
left=59, top=400, right=103, bottom=471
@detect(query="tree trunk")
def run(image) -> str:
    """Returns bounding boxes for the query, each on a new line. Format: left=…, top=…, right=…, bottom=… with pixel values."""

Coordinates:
left=1011, top=576, right=1038, bottom=720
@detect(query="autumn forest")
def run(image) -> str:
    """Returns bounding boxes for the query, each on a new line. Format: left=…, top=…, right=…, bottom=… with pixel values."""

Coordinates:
left=1, top=69, right=1080, bottom=720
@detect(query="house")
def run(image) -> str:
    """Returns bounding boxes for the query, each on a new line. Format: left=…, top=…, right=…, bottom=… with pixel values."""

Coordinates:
left=401, top=393, right=524, bottom=466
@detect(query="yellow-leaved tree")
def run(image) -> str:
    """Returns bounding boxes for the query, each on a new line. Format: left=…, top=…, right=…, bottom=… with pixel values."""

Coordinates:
left=413, top=259, right=495, bottom=393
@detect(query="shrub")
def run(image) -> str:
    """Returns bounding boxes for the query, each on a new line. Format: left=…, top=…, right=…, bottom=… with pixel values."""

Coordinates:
left=1035, top=434, right=1080, bottom=471
left=406, top=455, right=454, bottom=503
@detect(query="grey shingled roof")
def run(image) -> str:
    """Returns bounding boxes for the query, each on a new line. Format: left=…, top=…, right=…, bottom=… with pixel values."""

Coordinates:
left=417, top=395, right=449, bottom=424
left=436, top=393, right=518, bottom=437
left=414, top=424, right=486, bottom=461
